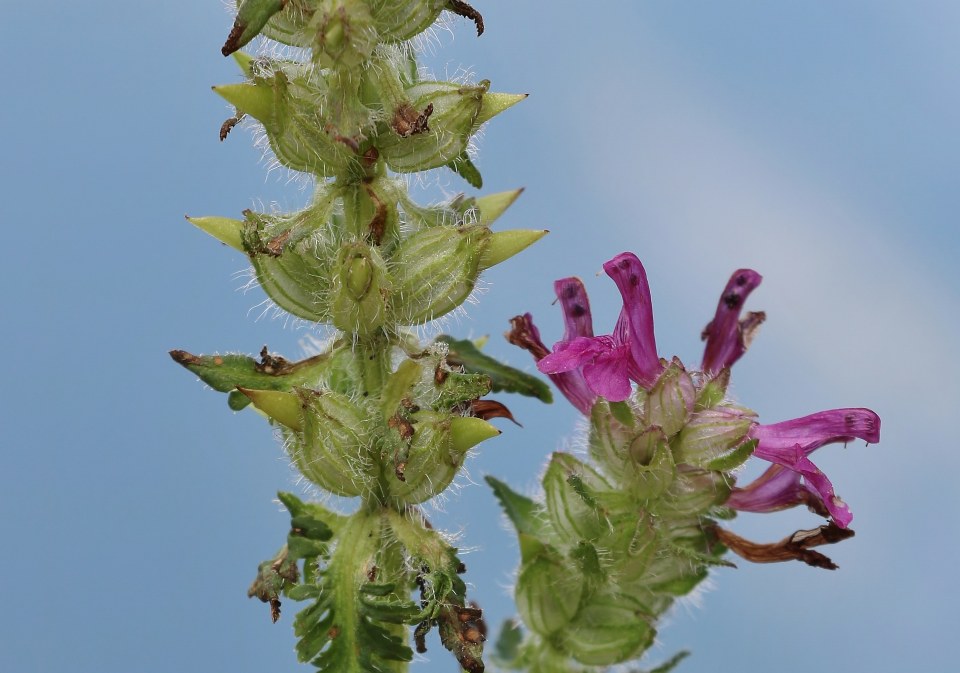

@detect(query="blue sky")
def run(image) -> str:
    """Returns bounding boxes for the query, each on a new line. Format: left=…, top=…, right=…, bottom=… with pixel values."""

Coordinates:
left=2, top=2, right=957, bottom=672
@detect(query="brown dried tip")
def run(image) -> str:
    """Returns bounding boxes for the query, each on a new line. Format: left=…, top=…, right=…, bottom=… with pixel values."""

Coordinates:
left=221, top=21, right=244, bottom=57
left=470, top=399, right=521, bottom=426
left=269, top=598, right=282, bottom=623
left=506, top=315, right=550, bottom=360
left=713, top=523, right=855, bottom=570
left=168, top=349, right=200, bottom=366
left=447, top=0, right=484, bottom=36
left=220, top=116, right=240, bottom=141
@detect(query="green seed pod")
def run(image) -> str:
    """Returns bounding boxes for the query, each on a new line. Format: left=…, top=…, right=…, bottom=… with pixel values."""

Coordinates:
left=605, top=513, right=657, bottom=583
left=389, top=412, right=498, bottom=505
left=543, top=452, right=611, bottom=543
left=644, top=359, right=695, bottom=438
left=376, top=80, right=485, bottom=172
left=240, top=209, right=338, bottom=322
left=294, top=388, right=374, bottom=497
left=367, top=0, right=447, bottom=41
left=330, top=242, right=389, bottom=334
left=656, top=465, right=731, bottom=517
left=562, top=591, right=655, bottom=666
left=214, top=65, right=361, bottom=176
left=375, top=81, right=525, bottom=174
left=587, top=400, right=635, bottom=473
left=311, top=0, right=378, bottom=69
left=389, top=224, right=489, bottom=324
left=673, top=405, right=755, bottom=468
left=516, top=535, right=584, bottom=636
left=624, top=433, right=676, bottom=501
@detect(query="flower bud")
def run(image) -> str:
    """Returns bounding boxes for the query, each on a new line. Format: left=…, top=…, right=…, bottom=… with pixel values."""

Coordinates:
left=515, top=535, right=584, bottom=636
left=331, top=242, right=389, bottom=334
left=643, top=359, right=695, bottom=438
left=563, top=592, right=655, bottom=666
left=674, top=406, right=755, bottom=468
left=389, top=225, right=489, bottom=324
left=543, top=453, right=611, bottom=543
left=294, top=388, right=374, bottom=497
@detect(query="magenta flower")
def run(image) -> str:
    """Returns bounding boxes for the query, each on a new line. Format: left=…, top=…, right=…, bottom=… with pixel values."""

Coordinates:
left=536, top=253, right=662, bottom=400
left=511, top=251, right=881, bottom=531
left=506, top=278, right=598, bottom=414
left=731, top=408, right=881, bottom=527
left=701, top=269, right=765, bottom=373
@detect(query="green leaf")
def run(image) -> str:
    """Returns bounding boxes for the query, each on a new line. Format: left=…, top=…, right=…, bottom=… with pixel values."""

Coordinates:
left=493, top=619, right=524, bottom=665
left=627, top=650, right=691, bottom=673
left=446, top=151, right=483, bottom=188
left=485, top=476, right=547, bottom=538
left=437, top=335, right=552, bottom=403
left=169, top=349, right=328, bottom=400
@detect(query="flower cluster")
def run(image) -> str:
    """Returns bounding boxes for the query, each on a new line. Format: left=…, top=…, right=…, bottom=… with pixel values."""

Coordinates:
left=519, top=252, right=880, bottom=529
left=495, top=251, right=880, bottom=669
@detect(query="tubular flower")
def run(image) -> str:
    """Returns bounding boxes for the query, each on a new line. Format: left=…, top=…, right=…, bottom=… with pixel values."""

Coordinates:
left=536, top=252, right=662, bottom=399
left=733, top=408, right=882, bottom=527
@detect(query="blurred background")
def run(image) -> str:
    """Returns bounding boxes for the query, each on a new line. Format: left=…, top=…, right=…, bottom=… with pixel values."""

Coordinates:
left=2, top=1, right=957, bottom=671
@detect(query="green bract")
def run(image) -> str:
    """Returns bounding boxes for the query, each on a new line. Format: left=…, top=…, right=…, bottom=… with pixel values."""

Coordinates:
left=174, top=3, right=542, bottom=672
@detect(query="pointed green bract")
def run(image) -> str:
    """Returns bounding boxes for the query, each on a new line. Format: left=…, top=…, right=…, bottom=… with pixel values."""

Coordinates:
left=479, top=229, right=548, bottom=270
left=186, top=215, right=244, bottom=252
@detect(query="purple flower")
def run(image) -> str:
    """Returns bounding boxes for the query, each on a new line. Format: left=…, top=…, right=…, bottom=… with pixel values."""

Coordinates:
left=505, top=278, right=598, bottom=415
left=701, top=269, right=765, bottom=373
left=537, top=253, right=662, bottom=401
left=730, top=409, right=881, bottom=527
left=511, top=251, right=882, bottom=531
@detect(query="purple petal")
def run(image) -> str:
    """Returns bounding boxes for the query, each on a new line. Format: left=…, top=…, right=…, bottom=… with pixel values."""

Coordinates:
left=555, top=277, right=594, bottom=340
left=750, top=444, right=853, bottom=527
left=602, top=253, right=662, bottom=386
left=701, top=269, right=763, bottom=373
left=727, top=463, right=830, bottom=520
left=583, top=344, right=633, bottom=401
left=537, top=336, right=607, bottom=374
left=507, top=313, right=597, bottom=415
left=751, top=408, right=881, bottom=453
left=727, top=464, right=805, bottom=512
